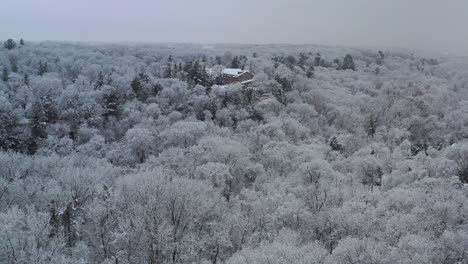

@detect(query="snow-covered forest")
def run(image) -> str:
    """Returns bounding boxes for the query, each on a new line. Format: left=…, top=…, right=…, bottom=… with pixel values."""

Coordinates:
left=1, top=40, right=468, bottom=264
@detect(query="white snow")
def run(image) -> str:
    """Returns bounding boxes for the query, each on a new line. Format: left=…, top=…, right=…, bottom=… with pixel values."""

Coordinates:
left=222, top=68, right=245, bottom=76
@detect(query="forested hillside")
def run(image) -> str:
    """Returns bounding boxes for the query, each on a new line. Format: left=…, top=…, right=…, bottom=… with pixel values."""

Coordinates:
left=1, top=40, right=468, bottom=264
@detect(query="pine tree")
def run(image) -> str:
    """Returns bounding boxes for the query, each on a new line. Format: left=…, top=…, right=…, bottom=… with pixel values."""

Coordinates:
left=2, top=67, right=8, bottom=82
left=23, top=73, right=30, bottom=86
left=48, top=200, right=60, bottom=238
left=458, top=166, right=468, bottom=184
left=187, top=60, right=200, bottom=83
left=329, top=136, right=344, bottom=152
left=3, top=39, right=16, bottom=50
left=131, top=75, right=143, bottom=99
left=306, top=65, right=315, bottom=78
left=29, top=96, right=58, bottom=145
left=94, top=71, right=104, bottom=90
left=9, top=56, right=18, bottom=73
left=42, top=95, right=58, bottom=123
left=63, top=202, right=77, bottom=247
left=298, top=53, right=308, bottom=67
left=286, top=55, right=296, bottom=68
left=38, top=61, right=48, bottom=76
left=103, top=87, right=121, bottom=119
left=187, top=61, right=210, bottom=87
left=131, top=73, right=150, bottom=100
left=377, top=50, right=385, bottom=65
left=342, top=54, right=356, bottom=71
left=105, top=72, right=113, bottom=85
left=315, top=53, right=322, bottom=66
left=378, top=50, right=385, bottom=60
left=163, top=63, right=173, bottom=78
left=29, top=100, right=48, bottom=153
left=19, top=38, right=25, bottom=46
left=152, top=83, right=162, bottom=96
left=231, top=56, right=240, bottom=68
left=275, top=75, right=292, bottom=93
left=0, top=99, right=20, bottom=151
left=199, top=65, right=210, bottom=86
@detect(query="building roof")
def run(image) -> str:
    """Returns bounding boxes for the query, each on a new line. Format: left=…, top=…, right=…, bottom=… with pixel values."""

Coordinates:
left=222, top=68, right=249, bottom=77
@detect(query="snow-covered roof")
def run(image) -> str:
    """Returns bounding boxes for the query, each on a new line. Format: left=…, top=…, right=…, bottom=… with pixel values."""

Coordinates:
left=222, top=68, right=248, bottom=77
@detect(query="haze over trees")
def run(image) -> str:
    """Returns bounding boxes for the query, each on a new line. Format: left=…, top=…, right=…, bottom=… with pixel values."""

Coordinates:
left=1, top=40, right=468, bottom=264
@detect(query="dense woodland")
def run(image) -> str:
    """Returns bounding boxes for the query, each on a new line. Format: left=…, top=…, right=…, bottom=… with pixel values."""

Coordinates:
left=1, top=39, right=468, bottom=264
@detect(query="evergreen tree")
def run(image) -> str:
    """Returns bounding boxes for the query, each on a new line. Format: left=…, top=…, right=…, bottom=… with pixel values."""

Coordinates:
left=275, top=75, right=292, bottom=92
left=306, top=65, right=315, bottom=78
left=3, top=39, right=16, bottom=50
left=187, top=60, right=210, bottom=87
left=131, top=75, right=143, bottom=100
left=342, top=54, right=356, bottom=70
left=45, top=97, right=58, bottom=123
left=215, top=56, right=222, bottom=65
left=0, top=98, right=20, bottom=151
left=366, top=113, right=379, bottom=137
left=29, top=95, right=58, bottom=147
left=105, top=72, right=113, bottom=85
left=329, top=136, right=344, bottom=152
left=199, top=65, right=210, bottom=87
left=286, top=55, right=297, bottom=68
left=38, top=61, right=48, bottom=76
left=2, top=67, right=8, bottom=82
left=9, top=56, right=18, bottom=73
left=163, top=63, right=173, bottom=78
left=298, top=52, right=308, bottom=68
left=29, top=99, right=48, bottom=153
left=48, top=200, right=60, bottom=238
left=19, top=38, right=25, bottom=46
left=458, top=166, right=468, bottom=184
left=152, top=83, right=163, bottom=96
left=131, top=73, right=150, bottom=100
left=378, top=50, right=385, bottom=60
left=62, top=202, right=77, bottom=247
left=94, top=71, right=104, bottom=90
left=315, top=53, right=322, bottom=66
left=23, top=73, right=30, bottom=86
left=103, top=87, right=121, bottom=119
left=377, top=50, right=385, bottom=65
left=48, top=200, right=78, bottom=247
left=231, top=56, right=240, bottom=68
left=183, top=61, right=192, bottom=73
left=188, top=60, right=199, bottom=81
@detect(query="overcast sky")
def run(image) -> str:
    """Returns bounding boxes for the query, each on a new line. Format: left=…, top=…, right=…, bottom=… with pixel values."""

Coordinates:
left=2, top=0, right=467, bottom=54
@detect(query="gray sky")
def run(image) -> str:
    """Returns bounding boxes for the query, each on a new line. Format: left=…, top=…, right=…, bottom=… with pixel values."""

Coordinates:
left=2, top=0, right=468, bottom=54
